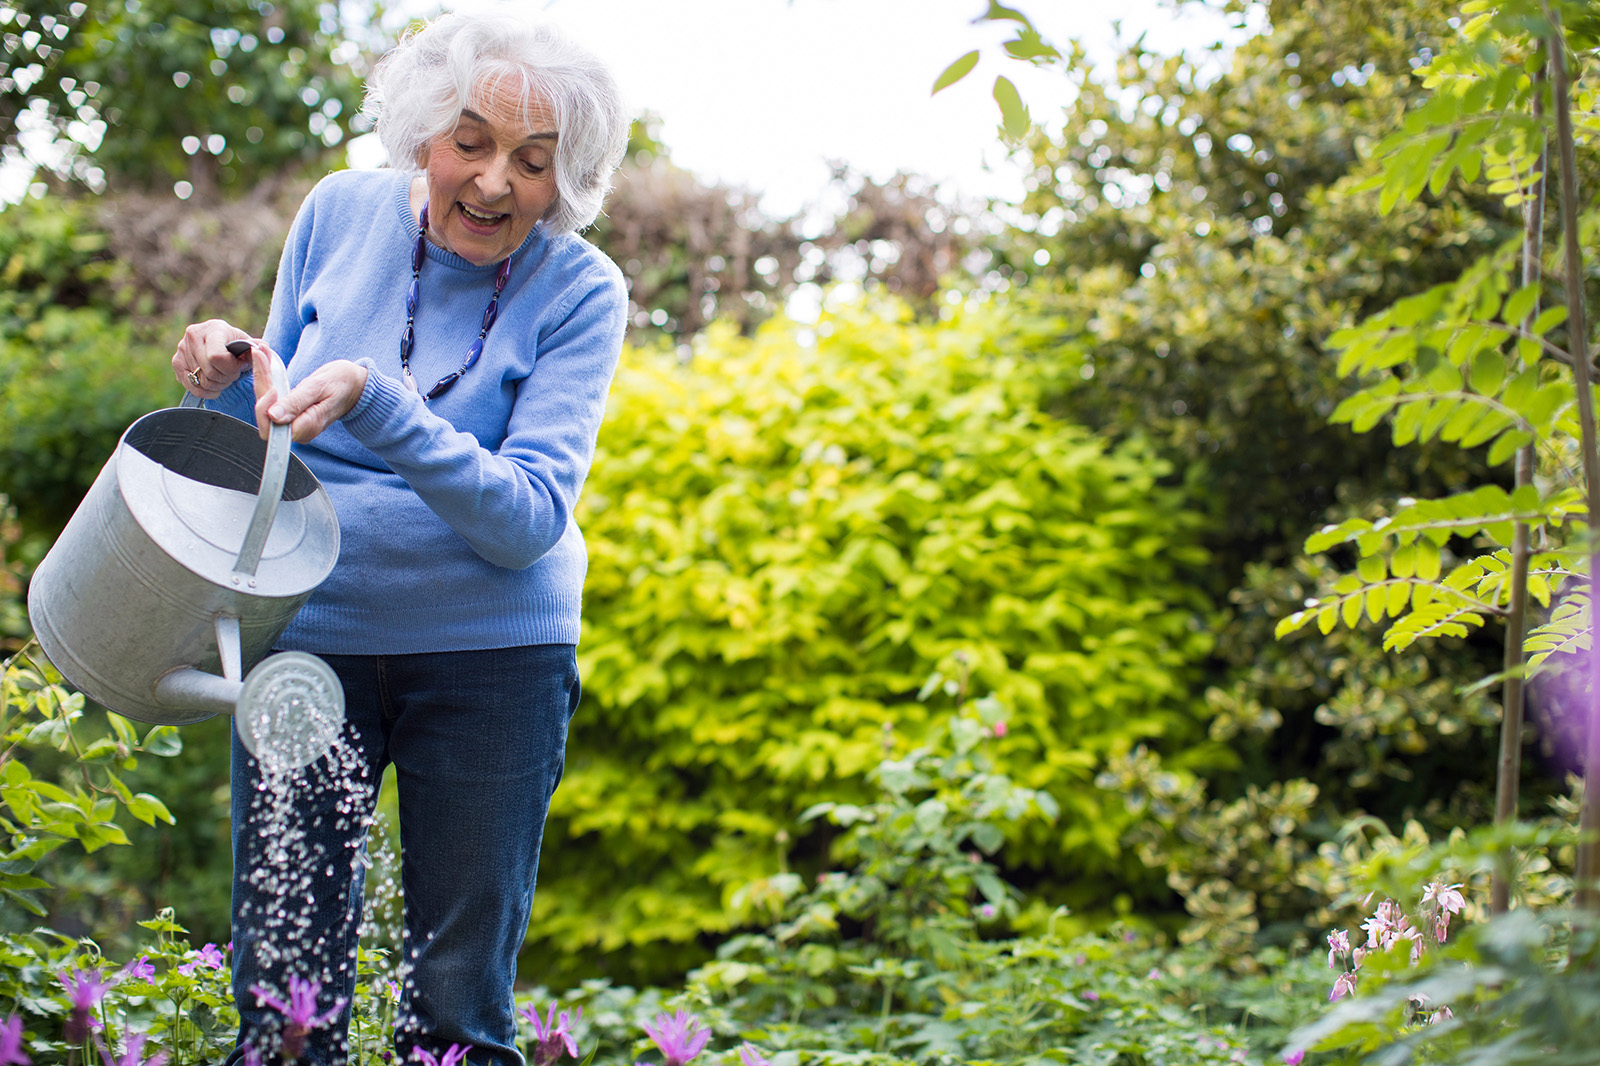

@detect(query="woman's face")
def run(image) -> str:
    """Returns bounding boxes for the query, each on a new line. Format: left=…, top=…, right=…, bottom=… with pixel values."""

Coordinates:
left=421, top=80, right=559, bottom=265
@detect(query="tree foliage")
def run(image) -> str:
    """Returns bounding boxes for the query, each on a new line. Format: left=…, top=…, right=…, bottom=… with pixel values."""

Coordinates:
left=1, top=0, right=366, bottom=196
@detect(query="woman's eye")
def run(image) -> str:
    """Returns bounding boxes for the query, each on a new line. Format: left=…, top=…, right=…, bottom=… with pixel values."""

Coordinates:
left=455, top=141, right=481, bottom=153
left=520, top=159, right=546, bottom=174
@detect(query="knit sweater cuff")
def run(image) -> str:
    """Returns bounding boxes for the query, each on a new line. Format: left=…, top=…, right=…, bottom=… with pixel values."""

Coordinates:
left=342, top=358, right=405, bottom=433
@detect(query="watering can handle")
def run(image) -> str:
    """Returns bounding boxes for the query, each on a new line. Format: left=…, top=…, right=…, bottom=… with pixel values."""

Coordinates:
left=177, top=344, right=292, bottom=579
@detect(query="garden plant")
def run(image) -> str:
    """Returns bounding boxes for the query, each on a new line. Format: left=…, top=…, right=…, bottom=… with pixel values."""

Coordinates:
left=6, top=0, right=1600, bottom=1064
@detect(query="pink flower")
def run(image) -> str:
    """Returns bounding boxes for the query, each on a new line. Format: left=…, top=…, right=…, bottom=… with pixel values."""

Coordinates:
left=176, top=944, right=224, bottom=976
left=1326, top=929, right=1350, bottom=969
left=519, top=1001, right=581, bottom=1066
left=1422, top=881, right=1466, bottom=915
left=643, top=1010, right=710, bottom=1066
left=120, top=957, right=156, bottom=983
left=1423, top=881, right=1466, bottom=943
left=0, top=1015, right=31, bottom=1066
left=411, top=1046, right=472, bottom=1066
left=251, top=977, right=346, bottom=1060
left=1283, top=1050, right=1305, bottom=1066
left=1330, top=971, right=1358, bottom=1001
left=95, top=1032, right=167, bottom=1066
left=737, top=1043, right=770, bottom=1066
left=1361, top=910, right=1396, bottom=951
left=1082, top=989, right=1100, bottom=1002
left=991, top=721, right=1008, bottom=738
left=978, top=903, right=998, bottom=920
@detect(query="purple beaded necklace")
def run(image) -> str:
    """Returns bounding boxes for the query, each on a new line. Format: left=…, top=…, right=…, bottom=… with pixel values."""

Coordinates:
left=400, top=202, right=513, bottom=401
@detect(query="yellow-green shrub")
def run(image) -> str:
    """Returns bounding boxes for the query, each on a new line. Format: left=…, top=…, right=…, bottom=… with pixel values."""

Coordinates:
left=531, top=301, right=1221, bottom=983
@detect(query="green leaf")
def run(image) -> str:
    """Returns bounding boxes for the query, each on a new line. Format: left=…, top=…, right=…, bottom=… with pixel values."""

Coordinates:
left=933, top=51, right=980, bottom=94
left=1469, top=349, right=1506, bottom=395
left=1340, top=594, right=1363, bottom=629
left=128, top=793, right=174, bottom=827
left=1003, top=33, right=1059, bottom=61
left=1392, top=401, right=1426, bottom=445
left=106, top=712, right=140, bottom=750
left=1502, top=285, right=1539, bottom=327
left=1486, top=429, right=1534, bottom=466
left=974, top=871, right=1008, bottom=904
left=142, top=725, right=182, bottom=757
left=981, top=1, right=1032, bottom=24
left=1532, top=305, right=1568, bottom=335
left=1416, top=541, right=1442, bottom=581
left=994, top=76, right=1029, bottom=140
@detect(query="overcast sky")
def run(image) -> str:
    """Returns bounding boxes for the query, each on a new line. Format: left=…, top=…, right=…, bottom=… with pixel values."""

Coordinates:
left=355, top=0, right=1254, bottom=215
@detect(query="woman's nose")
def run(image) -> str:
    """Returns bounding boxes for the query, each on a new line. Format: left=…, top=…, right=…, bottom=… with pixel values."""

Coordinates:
left=476, top=154, right=512, bottom=201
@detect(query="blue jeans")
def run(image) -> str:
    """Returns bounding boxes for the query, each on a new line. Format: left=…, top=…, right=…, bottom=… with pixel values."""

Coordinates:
left=226, top=644, right=579, bottom=1066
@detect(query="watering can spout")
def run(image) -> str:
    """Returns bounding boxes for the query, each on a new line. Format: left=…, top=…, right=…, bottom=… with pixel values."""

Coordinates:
left=154, top=665, right=239, bottom=718
left=153, top=650, right=345, bottom=774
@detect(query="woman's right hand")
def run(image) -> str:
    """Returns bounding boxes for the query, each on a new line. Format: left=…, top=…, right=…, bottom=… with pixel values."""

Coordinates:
left=173, top=319, right=254, bottom=399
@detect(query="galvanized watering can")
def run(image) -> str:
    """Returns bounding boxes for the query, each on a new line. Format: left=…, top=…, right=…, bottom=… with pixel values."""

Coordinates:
left=27, top=349, right=345, bottom=772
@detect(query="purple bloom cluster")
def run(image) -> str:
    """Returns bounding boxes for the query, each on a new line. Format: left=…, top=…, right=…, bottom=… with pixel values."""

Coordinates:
left=56, top=968, right=114, bottom=1044
left=519, top=1001, right=581, bottom=1066
left=251, top=976, right=347, bottom=1060
left=176, top=943, right=225, bottom=977
left=643, top=1010, right=710, bottom=1066
left=0, top=1015, right=31, bottom=1066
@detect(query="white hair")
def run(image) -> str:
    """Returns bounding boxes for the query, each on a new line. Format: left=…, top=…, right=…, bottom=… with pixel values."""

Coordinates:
left=363, top=12, right=629, bottom=235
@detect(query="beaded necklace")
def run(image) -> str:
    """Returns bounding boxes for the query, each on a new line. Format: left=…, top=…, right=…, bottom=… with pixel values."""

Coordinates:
left=400, top=202, right=513, bottom=401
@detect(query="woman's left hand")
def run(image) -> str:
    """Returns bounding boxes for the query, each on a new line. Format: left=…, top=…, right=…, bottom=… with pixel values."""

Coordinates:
left=251, top=345, right=369, bottom=444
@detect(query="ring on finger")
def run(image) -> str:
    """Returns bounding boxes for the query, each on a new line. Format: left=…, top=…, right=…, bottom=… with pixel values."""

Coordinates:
left=187, top=367, right=203, bottom=388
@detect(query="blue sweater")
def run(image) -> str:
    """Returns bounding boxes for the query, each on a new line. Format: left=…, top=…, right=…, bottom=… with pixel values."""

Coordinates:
left=213, top=168, right=626, bottom=654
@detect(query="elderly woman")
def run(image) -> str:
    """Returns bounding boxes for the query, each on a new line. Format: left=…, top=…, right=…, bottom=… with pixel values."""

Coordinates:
left=172, top=13, right=628, bottom=1066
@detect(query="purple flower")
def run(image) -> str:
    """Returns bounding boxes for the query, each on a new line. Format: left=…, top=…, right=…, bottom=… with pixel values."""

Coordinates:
left=0, top=1015, right=31, bottom=1066
left=176, top=944, right=224, bottom=977
left=57, top=968, right=114, bottom=1043
left=643, top=1010, right=710, bottom=1066
left=120, top=957, right=156, bottom=984
left=411, top=1045, right=472, bottom=1066
left=95, top=1032, right=168, bottom=1066
left=737, top=1044, right=770, bottom=1066
left=251, top=977, right=346, bottom=1059
left=978, top=903, right=998, bottom=920
left=1283, top=1050, right=1305, bottom=1066
left=519, top=1002, right=581, bottom=1066
left=1081, top=989, right=1100, bottom=1002
left=1330, top=970, right=1358, bottom=1002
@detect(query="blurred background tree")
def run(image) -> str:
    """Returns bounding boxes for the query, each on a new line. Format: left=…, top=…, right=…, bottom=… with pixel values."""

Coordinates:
left=1, top=0, right=368, bottom=196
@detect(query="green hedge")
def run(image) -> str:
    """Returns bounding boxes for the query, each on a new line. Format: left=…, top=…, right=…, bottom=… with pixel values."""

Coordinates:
left=532, top=302, right=1222, bottom=984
